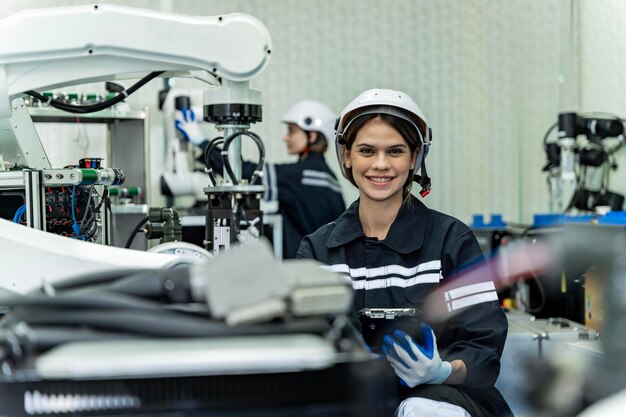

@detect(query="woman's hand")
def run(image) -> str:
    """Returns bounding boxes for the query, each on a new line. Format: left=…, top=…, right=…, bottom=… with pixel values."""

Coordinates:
left=382, top=323, right=452, bottom=387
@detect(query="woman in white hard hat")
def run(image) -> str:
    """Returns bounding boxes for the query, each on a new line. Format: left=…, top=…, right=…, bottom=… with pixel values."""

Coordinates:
left=176, top=100, right=345, bottom=259
left=297, top=89, right=512, bottom=417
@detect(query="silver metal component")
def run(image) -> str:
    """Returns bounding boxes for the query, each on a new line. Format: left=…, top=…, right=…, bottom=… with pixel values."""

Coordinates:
left=203, top=184, right=265, bottom=194
left=212, top=223, right=231, bottom=255
left=187, top=241, right=353, bottom=324
left=42, top=169, right=82, bottom=185
left=358, top=308, right=416, bottom=320
left=0, top=99, right=51, bottom=169
left=203, top=80, right=263, bottom=111
left=24, top=170, right=45, bottom=230
left=147, top=241, right=212, bottom=263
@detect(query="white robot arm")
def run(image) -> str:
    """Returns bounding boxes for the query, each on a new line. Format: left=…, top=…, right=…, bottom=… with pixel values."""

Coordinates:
left=0, top=3, right=272, bottom=118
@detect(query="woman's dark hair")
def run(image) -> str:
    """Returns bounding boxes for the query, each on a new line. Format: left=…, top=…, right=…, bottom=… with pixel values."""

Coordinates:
left=341, top=113, right=420, bottom=202
left=307, top=131, right=328, bottom=154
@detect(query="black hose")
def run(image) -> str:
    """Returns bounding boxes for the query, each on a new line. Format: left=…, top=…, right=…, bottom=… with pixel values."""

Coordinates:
left=222, top=131, right=265, bottom=185
left=542, top=122, right=558, bottom=152
left=0, top=290, right=164, bottom=312
left=3, top=308, right=330, bottom=339
left=204, top=136, right=224, bottom=185
left=124, top=216, right=149, bottom=248
left=25, top=71, right=165, bottom=114
left=42, top=268, right=154, bottom=292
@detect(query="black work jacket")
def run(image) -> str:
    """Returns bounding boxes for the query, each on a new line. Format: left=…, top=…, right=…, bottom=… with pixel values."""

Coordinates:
left=297, top=196, right=512, bottom=417
left=263, top=154, right=346, bottom=258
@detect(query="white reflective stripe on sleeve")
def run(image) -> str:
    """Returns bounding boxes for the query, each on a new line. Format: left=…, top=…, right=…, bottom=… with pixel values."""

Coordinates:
left=444, top=281, right=496, bottom=301
left=302, top=169, right=330, bottom=178
left=302, top=169, right=341, bottom=185
left=267, top=162, right=278, bottom=200
left=351, top=273, right=441, bottom=290
left=262, top=162, right=270, bottom=200
left=321, top=261, right=441, bottom=278
left=446, top=291, right=499, bottom=311
left=301, top=177, right=342, bottom=193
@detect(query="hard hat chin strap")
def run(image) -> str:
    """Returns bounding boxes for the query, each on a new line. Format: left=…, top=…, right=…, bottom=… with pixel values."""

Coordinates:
left=414, top=159, right=431, bottom=197
left=412, top=146, right=431, bottom=197
left=298, top=131, right=314, bottom=160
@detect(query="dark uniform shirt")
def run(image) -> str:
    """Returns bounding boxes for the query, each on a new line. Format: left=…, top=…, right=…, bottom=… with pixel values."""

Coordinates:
left=297, top=196, right=512, bottom=417
left=204, top=144, right=345, bottom=258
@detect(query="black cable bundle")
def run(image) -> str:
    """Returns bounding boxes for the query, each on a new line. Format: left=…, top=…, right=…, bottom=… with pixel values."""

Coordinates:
left=0, top=267, right=330, bottom=368
left=25, top=71, right=165, bottom=114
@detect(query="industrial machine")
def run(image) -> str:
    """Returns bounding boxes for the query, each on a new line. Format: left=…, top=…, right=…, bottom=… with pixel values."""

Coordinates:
left=0, top=237, right=394, bottom=417
left=0, top=3, right=271, bottom=254
left=544, top=112, right=625, bottom=213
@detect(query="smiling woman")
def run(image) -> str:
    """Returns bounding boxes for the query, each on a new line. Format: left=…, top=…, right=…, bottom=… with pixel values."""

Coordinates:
left=347, top=118, right=416, bottom=209
left=297, top=89, right=513, bottom=417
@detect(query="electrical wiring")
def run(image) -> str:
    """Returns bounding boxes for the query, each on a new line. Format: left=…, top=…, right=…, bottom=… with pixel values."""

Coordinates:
left=12, top=205, right=26, bottom=223
left=124, top=216, right=149, bottom=248
left=25, top=71, right=165, bottom=114
left=78, top=185, right=94, bottom=232
left=70, top=185, right=83, bottom=239
left=542, top=122, right=558, bottom=152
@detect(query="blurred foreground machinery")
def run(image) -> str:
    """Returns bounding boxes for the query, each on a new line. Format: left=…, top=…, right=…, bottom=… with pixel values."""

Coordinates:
left=0, top=242, right=397, bottom=417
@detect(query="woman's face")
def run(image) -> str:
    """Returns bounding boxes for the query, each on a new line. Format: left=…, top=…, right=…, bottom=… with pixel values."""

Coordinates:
left=344, top=119, right=416, bottom=205
left=282, top=123, right=309, bottom=154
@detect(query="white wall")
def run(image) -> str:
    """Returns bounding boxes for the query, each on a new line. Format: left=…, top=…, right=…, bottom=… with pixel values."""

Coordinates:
left=5, top=0, right=619, bottom=225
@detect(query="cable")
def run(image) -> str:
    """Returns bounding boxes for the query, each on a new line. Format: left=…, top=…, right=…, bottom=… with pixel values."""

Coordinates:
left=70, top=185, right=83, bottom=239
left=558, top=157, right=587, bottom=214
left=542, top=122, right=558, bottom=152
left=222, top=131, right=265, bottom=185
left=124, top=216, right=149, bottom=248
left=524, top=274, right=547, bottom=314
left=25, top=71, right=165, bottom=114
left=12, top=205, right=26, bottom=223
left=78, top=185, right=95, bottom=234
left=203, top=136, right=224, bottom=185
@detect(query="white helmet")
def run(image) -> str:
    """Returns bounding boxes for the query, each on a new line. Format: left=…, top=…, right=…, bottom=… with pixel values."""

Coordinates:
left=281, top=100, right=336, bottom=141
left=335, top=88, right=433, bottom=196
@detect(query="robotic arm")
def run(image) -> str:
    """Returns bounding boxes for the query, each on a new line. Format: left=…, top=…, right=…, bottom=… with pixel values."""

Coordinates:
left=0, top=3, right=271, bottom=118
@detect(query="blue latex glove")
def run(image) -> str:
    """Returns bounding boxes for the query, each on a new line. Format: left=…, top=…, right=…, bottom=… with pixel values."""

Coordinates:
left=382, top=323, right=452, bottom=387
left=174, top=107, right=206, bottom=146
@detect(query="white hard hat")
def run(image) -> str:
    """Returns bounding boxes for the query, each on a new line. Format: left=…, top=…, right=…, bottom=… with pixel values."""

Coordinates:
left=336, top=88, right=430, bottom=146
left=335, top=88, right=433, bottom=196
left=281, top=100, right=336, bottom=141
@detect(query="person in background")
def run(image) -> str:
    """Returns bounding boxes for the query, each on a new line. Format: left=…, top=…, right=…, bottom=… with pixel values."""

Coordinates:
left=176, top=100, right=346, bottom=259
left=297, top=89, right=512, bottom=417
